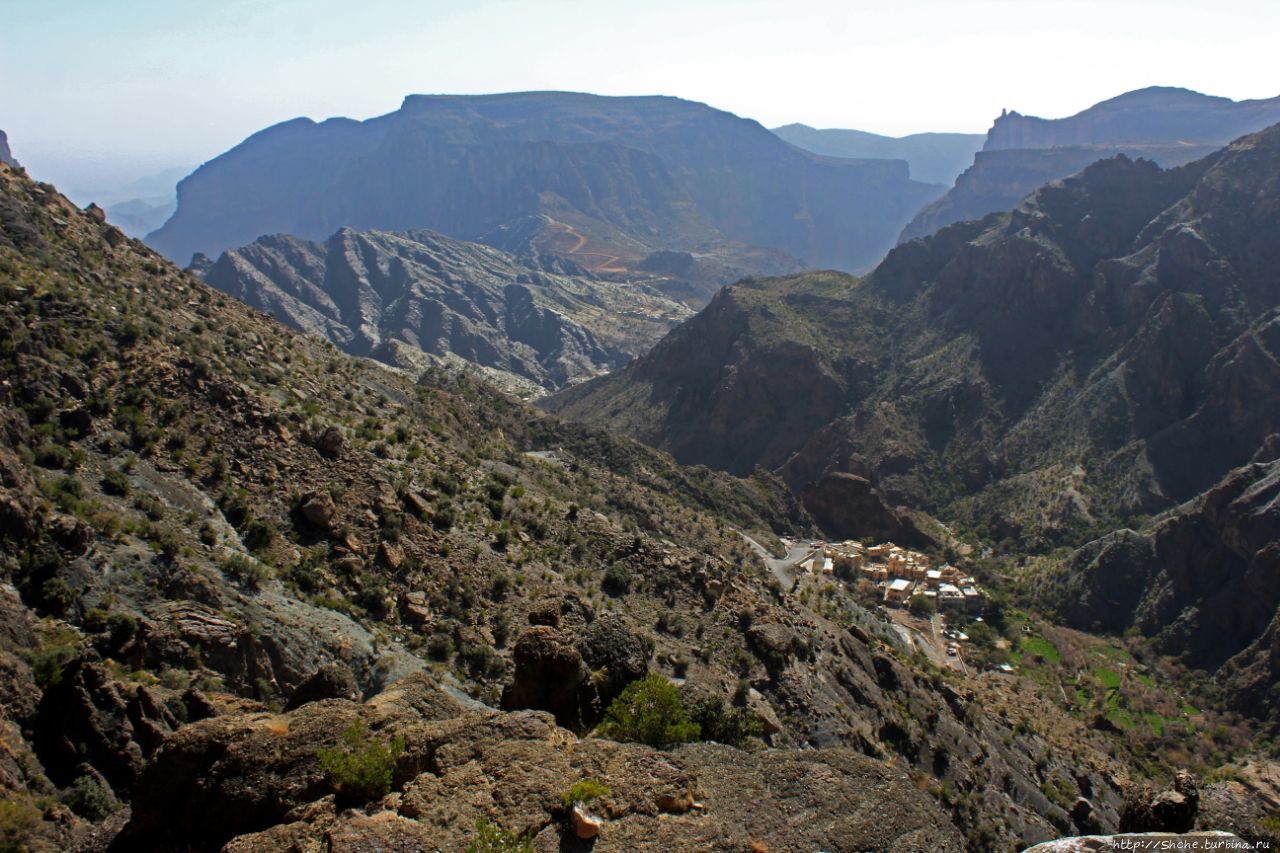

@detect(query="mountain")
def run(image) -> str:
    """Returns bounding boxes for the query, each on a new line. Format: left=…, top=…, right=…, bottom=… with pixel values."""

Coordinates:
left=546, top=121, right=1280, bottom=568
left=773, top=124, right=983, bottom=185
left=0, top=130, right=18, bottom=168
left=901, top=87, right=1280, bottom=241
left=985, top=87, right=1280, bottom=149
left=7, top=152, right=1267, bottom=850
left=194, top=226, right=692, bottom=395
left=145, top=92, right=944, bottom=281
left=546, top=122, right=1280, bottom=723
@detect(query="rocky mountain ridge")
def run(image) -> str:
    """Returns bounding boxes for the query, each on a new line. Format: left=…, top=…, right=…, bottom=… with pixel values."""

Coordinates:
left=194, top=226, right=692, bottom=395
left=146, top=91, right=943, bottom=279
left=901, top=86, right=1280, bottom=241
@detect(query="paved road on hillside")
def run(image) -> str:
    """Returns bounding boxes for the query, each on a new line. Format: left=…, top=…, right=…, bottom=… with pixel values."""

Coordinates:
left=739, top=532, right=816, bottom=592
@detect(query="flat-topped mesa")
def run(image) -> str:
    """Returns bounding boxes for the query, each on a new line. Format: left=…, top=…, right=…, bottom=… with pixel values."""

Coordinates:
left=146, top=91, right=941, bottom=278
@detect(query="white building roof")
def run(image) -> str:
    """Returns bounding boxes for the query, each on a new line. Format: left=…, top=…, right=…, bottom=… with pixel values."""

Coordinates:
left=888, top=579, right=912, bottom=592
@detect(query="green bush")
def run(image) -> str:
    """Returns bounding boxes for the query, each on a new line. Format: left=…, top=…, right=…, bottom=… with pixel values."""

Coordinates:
left=34, top=443, right=71, bottom=470
left=0, top=797, right=40, bottom=853
left=466, top=819, right=533, bottom=853
left=222, top=554, right=270, bottom=590
left=65, top=775, right=121, bottom=821
left=318, top=720, right=405, bottom=806
left=39, top=577, right=78, bottom=613
left=598, top=674, right=700, bottom=748
left=684, top=692, right=762, bottom=747
left=101, top=468, right=130, bottom=496
left=561, top=778, right=609, bottom=810
left=908, top=593, right=935, bottom=615
left=602, top=562, right=632, bottom=596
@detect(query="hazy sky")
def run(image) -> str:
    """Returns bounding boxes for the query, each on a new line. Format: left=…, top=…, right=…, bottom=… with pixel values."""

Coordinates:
left=3, top=0, right=1278, bottom=194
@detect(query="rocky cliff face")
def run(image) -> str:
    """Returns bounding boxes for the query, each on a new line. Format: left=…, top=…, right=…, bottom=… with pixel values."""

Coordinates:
left=900, top=87, right=1280, bottom=241
left=548, top=124, right=1280, bottom=551
left=146, top=91, right=942, bottom=276
left=0, top=130, right=18, bottom=168
left=196, top=226, right=691, bottom=394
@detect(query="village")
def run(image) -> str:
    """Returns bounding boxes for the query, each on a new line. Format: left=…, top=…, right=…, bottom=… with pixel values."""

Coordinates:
left=792, top=539, right=986, bottom=614
left=772, top=537, right=992, bottom=672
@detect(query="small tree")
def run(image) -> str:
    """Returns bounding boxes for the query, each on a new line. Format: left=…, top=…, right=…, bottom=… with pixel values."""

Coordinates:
left=598, top=675, right=700, bottom=748
left=908, top=593, right=935, bottom=616
left=318, top=720, right=405, bottom=806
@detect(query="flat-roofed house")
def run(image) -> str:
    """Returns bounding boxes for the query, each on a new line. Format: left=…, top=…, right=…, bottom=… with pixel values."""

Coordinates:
left=885, top=578, right=913, bottom=605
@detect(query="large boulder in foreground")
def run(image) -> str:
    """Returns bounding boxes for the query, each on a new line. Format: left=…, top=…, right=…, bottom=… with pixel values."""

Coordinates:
left=112, top=671, right=965, bottom=851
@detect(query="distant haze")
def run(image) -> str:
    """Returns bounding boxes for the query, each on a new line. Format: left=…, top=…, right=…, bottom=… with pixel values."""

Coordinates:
left=3, top=0, right=1278, bottom=193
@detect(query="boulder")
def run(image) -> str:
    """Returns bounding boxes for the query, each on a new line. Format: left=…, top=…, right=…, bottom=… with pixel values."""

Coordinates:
left=300, top=491, right=337, bottom=528
left=316, top=426, right=344, bottom=456
left=576, top=615, right=649, bottom=708
left=1120, top=770, right=1199, bottom=834
left=571, top=803, right=602, bottom=839
left=286, top=663, right=360, bottom=710
left=500, top=626, right=591, bottom=729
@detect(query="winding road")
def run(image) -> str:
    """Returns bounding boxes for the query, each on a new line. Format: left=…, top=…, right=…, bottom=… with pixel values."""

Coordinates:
left=739, top=532, right=817, bottom=592
left=545, top=221, right=627, bottom=273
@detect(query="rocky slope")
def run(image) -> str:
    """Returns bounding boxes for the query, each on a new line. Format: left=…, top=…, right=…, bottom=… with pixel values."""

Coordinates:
left=773, top=124, right=983, bottom=186
left=901, top=87, right=1280, bottom=241
left=1041, top=445, right=1280, bottom=720
left=2, top=151, right=1251, bottom=850
left=194, top=226, right=691, bottom=395
left=146, top=91, right=943, bottom=278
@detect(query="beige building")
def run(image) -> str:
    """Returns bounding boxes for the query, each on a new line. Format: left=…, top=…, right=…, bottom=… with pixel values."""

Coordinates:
left=885, top=578, right=914, bottom=605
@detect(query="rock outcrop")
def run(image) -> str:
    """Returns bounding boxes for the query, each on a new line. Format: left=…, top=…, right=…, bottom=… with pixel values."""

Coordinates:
left=900, top=86, right=1280, bottom=241
left=801, top=472, right=933, bottom=547
left=0, top=130, right=17, bottom=168
left=113, top=672, right=966, bottom=852
left=198, top=226, right=691, bottom=393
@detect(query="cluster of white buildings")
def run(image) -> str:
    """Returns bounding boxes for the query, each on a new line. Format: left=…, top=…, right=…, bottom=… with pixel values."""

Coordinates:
left=805, top=540, right=985, bottom=613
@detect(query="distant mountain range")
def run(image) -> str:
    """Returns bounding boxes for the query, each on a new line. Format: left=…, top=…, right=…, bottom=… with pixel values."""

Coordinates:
left=900, top=87, right=1280, bottom=241
left=194, top=226, right=691, bottom=395
left=772, top=124, right=983, bottom=185
left=146, top=92, right=944, bottom=280
left=0, top=130, right=18, bottom=168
